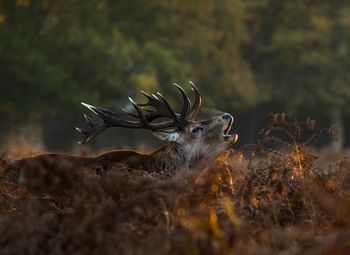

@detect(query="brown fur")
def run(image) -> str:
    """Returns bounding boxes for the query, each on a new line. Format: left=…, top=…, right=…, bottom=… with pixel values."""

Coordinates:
left=4, top=114, right=237, bottom=190
left=3, top=142, right=185, bottom=185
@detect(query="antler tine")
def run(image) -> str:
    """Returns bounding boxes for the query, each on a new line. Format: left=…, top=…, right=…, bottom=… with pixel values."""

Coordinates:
left=83, top=114, right=94, bottom=127
left=122, top=108, right=139, bottom=118
left=127, top=97, right=183, bottom=130
left=76, top=102, right=138, bottom=144
left=125, top=90, right=177, bottom=122
left=155, top=92, right=177, bottom=118
left=143, top=91, right=177, bottom=119
left=188, top=81, right=202, bottom=120
left=77, top=101, right=181, bottom=144
left=75, top=123, right=106, bottom=144
left=128, top=97, right=153, bottom=127
left=75, top=114, right=102, bottom=144
left=138, top=90, right=156, bottom=107
left=173, top=83, right=191, bottom=122
left=130, top=84, right=193, bottom=126
left=128, top=97, right=144, bottom=119
left=77, top=82, right=202, bottom=143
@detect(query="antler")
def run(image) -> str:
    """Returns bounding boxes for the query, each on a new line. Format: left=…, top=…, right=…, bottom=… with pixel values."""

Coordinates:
left=188, top=81, right=201, bottom=120
left=76, top=82, right=202, bottom=144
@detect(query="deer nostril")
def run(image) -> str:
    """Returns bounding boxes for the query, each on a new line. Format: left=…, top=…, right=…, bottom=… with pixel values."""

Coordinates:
left=222, top=113, right=233, bottom=120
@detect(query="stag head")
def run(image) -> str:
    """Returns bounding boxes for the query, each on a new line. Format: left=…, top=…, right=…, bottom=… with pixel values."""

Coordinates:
left=76, top=82, right=238, bottom=167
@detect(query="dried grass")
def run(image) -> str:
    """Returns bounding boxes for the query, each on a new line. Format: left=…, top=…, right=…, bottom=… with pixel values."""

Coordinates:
left=0, top=114, right=349, bottom=254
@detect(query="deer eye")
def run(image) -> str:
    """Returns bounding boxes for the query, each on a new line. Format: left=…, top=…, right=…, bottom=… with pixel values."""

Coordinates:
left=192, top=127, right=203, bottom=133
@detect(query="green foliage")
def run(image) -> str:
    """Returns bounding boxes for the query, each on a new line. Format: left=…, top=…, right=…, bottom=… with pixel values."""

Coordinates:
left=0, top=0, right=191, bottom=121
left=0, top=0, right=349, bottom=148
left=242, top=0, right=350, bottom=115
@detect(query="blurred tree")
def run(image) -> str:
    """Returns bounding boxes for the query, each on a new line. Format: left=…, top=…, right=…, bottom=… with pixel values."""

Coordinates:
left=241, top=0, right=350, bottom=145
left=243, top=1, right=350, bottom=114
left=0, top=0, right=349, bottom=149
left=107, top=0, right=261, bottom=110
left=0, top=0, right=190, bottom=149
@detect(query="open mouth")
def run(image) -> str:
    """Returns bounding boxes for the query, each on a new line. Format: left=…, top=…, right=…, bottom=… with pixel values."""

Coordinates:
left=223, top=117, right=233, bottom=139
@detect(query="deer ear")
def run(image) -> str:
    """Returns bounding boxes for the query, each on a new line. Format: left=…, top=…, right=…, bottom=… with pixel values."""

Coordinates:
left=152, top=131, right=181, bottom=141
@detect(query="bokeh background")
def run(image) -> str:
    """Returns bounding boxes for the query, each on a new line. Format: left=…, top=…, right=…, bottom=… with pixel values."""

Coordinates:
left=1, top=0, right=350, bottom=152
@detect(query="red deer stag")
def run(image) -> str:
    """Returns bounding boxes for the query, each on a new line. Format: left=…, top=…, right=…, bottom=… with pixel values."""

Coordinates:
left=4, top=82, right=238, bottom=184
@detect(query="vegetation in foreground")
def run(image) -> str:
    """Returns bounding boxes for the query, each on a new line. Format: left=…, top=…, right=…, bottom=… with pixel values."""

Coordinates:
left=0, top=114, right=349, bottom=255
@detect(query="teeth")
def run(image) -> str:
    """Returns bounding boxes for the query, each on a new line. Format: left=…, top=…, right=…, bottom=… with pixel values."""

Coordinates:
left=223, top=123, right=232, bottom=134
left=223, top=133, right=238, bottom=143
left=233, top=134, right=238, bottom=143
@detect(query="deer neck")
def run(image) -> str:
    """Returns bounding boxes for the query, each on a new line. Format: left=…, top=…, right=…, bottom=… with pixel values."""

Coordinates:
left=146, top=141, right=208, bottom=173
left=183, top=141, right=209, bottom=169
left=146, top=142, right=187, bottom=173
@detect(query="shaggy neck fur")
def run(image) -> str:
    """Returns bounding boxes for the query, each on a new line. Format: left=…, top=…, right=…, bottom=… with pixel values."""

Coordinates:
left=142, top=141, right=207, bottom=173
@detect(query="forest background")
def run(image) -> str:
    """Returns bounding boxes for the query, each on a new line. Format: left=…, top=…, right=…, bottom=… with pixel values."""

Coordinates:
left=1, top=0, right=349, bottom=152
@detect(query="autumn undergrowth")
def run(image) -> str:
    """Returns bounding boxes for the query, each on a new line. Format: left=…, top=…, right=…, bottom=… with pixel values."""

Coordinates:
left=0, top=113, right=349, bottom=255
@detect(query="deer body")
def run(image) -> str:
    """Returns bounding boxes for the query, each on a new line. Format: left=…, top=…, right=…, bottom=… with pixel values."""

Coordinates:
left=4, top=83, right=238, bottom=185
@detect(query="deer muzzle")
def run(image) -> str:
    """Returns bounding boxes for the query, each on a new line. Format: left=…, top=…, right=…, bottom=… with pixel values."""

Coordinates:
left=221, top=113, right=238, bottom=143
